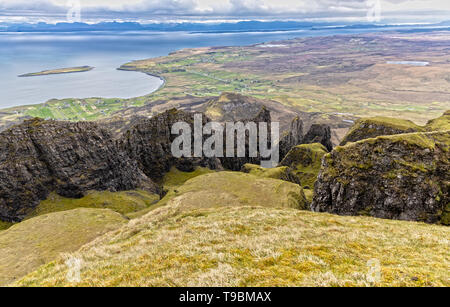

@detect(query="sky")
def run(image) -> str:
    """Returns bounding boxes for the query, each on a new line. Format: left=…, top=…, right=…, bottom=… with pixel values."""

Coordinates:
left=0, top=0, right=449, bottom=24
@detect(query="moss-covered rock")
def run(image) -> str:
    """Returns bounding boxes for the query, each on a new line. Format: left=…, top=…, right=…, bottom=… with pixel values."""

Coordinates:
left=25, top=190, right=160, bottom=219
left=280, top=143, right=328, bottom=189
left=312, top=131, right=450, bottom=224
left=0, top=220, right=13, bottom=231
left=340, top=111, right=450, bottom=146
left=162, top=172, right=307, bottom=211
left=340, top=117, right=424, bottom=146
left=426, top=110, right=450, bottom=132
left=303, top=124, right=333, bottom=152
left=440, top=203, right=450, bottom=226
left=0, top=208, right=127, bottom=286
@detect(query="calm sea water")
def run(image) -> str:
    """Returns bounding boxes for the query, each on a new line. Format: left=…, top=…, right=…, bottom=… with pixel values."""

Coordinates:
left=0, top=26, right=434, bottom=109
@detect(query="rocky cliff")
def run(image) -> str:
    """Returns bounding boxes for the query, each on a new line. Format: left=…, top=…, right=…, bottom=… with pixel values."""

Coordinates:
left=279, top=117, right=304, bottom=159
left=218, top=106, right=274, bottom=171
left=0, top=119, right=158, bottom=222
left=303, top=124, right=333, bottom=152
left=120, top=109, right=222, bottom=180
left=312, top=131, right=450, bottom=224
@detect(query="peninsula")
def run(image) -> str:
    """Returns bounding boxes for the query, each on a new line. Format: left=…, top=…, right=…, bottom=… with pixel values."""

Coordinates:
left=18, top=66, right=94, bottom=77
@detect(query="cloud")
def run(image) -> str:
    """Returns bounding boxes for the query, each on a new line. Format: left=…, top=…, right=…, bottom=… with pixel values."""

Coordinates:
left=0, top=0, right=448, bottom=22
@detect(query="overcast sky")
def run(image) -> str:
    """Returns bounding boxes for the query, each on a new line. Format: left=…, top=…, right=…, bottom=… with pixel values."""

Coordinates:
left=0, top=0, right=449, bottom=23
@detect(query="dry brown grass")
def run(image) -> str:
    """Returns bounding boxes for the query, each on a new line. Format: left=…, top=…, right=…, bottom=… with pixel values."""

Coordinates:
left=15, top=203, right=450, bottom=287
left=0, top=208, right=126, bottom=286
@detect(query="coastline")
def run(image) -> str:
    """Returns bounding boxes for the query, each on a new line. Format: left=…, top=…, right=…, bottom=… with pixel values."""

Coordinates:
left=117, top=66, right=166, bottom=94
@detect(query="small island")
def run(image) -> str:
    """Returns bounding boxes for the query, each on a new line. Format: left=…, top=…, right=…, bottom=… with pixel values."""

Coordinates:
left=18, top=66, right=94, bottom=77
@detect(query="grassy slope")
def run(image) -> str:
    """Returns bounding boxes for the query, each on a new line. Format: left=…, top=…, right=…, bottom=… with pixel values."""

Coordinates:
left=26, top=190, right=160, bottom=219
left=126, top=167, right=216, bottom=219
left=161, top=167, right=215, bottom=190
left=241, top=164, right=293, bottom=180
left=0, top=208, right=127, bottom=286
left=426, top=110, right=450, bottom=131
left=16, top=204, right=450, bottom=287
left=158, top=172, right=307, bottom=212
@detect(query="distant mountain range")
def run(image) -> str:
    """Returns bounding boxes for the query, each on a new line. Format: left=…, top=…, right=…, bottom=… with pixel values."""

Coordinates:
left=0, top=20, right=449, bottom=33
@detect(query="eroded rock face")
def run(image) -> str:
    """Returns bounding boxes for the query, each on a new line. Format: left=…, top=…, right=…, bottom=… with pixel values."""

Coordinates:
left=0, top=119, right=158, bottom=222
left=280, top=117, right=304, bottom=159
left=218, top=107, right=275, bottom=171
left=303, top=124, right=333, bottom=152
left=120, top=109, right=222, bottom=180
left=312, top=131, right=450, bottom=225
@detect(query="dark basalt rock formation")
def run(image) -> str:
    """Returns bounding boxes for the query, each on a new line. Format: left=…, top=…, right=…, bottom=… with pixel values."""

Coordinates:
left=312, top=131, right=450, bottom=225
left=120, top=109, right=222, bottom=180
left=303, top=124, right=333, bottom=152
left=219, top=107, right=273, bottom=171
left=279, top=117, right=304, bottom=159
left=0, top=118, right=158, bottom=222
